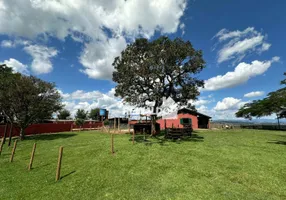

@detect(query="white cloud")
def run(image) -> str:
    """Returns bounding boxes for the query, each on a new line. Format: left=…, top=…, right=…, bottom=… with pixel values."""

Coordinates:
left=79, top=36, right=127, bottom=80
left=213, top=27, right=271, bottom=64
left=260, top=43, right=271, bottom=52
left=244, top=91, right=265, bottom=98
left=23, top=45, right=58, bottom=74
left=0, top=0, right=187, bottom=79
left=214, top=97, right=242, bottom=111
left=1, top=58, right=29, bottom=74
left=204, top=57, right=280, bottom=91
left=1, top=40, right=15, bottom=48
left=1, top=39, right=30, bottom=48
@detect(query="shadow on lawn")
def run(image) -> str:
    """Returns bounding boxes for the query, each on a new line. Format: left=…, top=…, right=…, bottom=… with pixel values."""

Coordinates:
left=25, top=133, right=77, bottom=141
left=268, top=140, right=286, bottom=145
left=61, top=170, right=76, bottom=180
left=129, top=133, right=204, bottom=146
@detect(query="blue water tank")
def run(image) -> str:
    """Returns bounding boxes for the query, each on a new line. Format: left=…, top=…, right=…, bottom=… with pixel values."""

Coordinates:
left=99, top=109, right=106, bottom=116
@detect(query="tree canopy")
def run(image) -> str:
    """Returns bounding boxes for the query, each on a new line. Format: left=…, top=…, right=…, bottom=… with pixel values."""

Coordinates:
left=0, top=65, right=62, bottom=139
left=89, top=108, right=100, bottom=120
left=57, top=109, right=71, bottom=120
left=236, top=72, right=286, bottom=121
left=75, top=109, right=88, bottom=126
left=112, top=36, right=206, bottom=134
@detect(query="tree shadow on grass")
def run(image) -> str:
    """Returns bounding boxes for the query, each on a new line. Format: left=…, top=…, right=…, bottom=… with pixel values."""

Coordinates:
left=268, top=140, right=286, bottom=145
left=25, top=133, right=77, bottom=141
left=129, top=133, right=204, bottom=146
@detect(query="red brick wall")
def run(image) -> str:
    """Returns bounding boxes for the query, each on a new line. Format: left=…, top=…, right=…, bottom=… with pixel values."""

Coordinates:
left=157, top=113, right=198, bottom=130
left=0, top=122, right=103, bottom=138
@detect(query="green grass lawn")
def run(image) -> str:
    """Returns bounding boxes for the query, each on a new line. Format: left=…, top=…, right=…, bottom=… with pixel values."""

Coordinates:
left=0, top=129, right=286, bottom=200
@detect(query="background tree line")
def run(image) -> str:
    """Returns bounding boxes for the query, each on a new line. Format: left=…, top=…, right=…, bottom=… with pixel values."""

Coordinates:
left=0, top=64, right=105, bottom=140
left=236, top=72, right=286, bottom=127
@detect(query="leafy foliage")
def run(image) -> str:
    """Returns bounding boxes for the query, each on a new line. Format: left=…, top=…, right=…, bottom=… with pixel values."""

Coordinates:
left=112, top=36, right=206, bottom=134
left=57, top=109, right=71, bottom=120
left=89, top=108, right=100, bottom=120
left=236, top=72, right=286, bottom=119
left=75, top=109, right=88, bottom=126
left=75, top=109, right=88, bottom=120
left=0, top=65, right=62, bottom=139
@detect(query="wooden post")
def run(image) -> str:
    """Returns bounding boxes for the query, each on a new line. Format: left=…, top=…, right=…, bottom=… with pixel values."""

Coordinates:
left=114, top=118, right=116, bottom=133
left=111, top=134, right=114, bottom=155
left=70, top=124, right=73, bottom=132
left=56, top=146, right=63, bottom=181
left=118, top=118, right=120, bottom=133
left=28, top=143, right=36, bottom=170
left=10, top=140, right=17, bottom=162
left=132, top=130, right=135, bottom=145
left=8, top=123, right=13, bottom=147
left=0, top=138, right=4, bottom=155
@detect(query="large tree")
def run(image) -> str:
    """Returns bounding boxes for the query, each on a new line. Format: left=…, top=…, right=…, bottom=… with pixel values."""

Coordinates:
left=0, top=67, right=62, bottom=140
left=89, top=108, right=100, bottom=120
left=236, top=72, right=286, bottom=126
left=112, top=36, right=206, bottom=134
left=75, top=109, right=88, bottom=127
left=57, top=109, right=71, bottom=120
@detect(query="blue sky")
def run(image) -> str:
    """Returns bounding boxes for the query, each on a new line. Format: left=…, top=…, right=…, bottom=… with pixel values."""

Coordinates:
left=0, top=0, right=285, bottom=120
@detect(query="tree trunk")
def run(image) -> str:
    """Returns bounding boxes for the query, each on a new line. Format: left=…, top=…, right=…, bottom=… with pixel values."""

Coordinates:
left=8, top=123, right=13, bottom=146
left=151, top=115, right=157, bottom=136
left=151, top=105, right=158, bottom=136
left=20, top=128, right=25, bottom=140
left=277, top=114, right=281, bottom=130
left=3, top=124, right=7, bottom=144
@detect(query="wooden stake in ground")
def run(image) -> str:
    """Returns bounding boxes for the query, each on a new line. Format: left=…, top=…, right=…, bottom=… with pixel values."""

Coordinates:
left=28, top=143, right=36, bottom=170
left=10, top=140, right=17, bottom=162
left=111, top=134, right=114, bottom=155
left=56, top=146, right=64, bottom=181
left=118, top=118, right=120, bottom=133
left=0, top=138, right=4, bottom=155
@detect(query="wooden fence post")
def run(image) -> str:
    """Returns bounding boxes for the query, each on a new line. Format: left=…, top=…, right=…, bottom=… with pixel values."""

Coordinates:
left=10, top=140, right=17, bottom=162
left=0, top=138, right=4, bottom=155
left=28, top=143, right=36, bottom=170
left=56, top=146, right=63, bottom=181
left=111, top=134, right=114, bottom=155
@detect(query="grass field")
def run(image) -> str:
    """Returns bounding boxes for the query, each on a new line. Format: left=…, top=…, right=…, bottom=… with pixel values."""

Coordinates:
left=0, top=129, right=286, bottom=200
